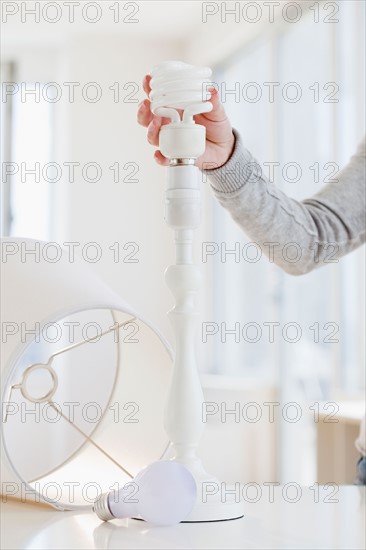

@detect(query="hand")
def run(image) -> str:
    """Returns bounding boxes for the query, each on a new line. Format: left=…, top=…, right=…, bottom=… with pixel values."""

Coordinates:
left=137, top=75, right=235, bottom=170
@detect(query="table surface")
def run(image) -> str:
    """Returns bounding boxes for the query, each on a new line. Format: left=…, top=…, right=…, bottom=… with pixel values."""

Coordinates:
left=1, top=486, right=365, bottom=550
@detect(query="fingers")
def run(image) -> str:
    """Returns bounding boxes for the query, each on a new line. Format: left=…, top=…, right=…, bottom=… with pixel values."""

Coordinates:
left=137, top=98, right=153, bottom=127
left=139, top=82, right=226, bottom=129
left=143, top=74, right=152, bottom=95
left=146, top=115, right=171, bottom=145
left=137, top=75, right=153, bottom=127
left=147, top=116, right=162, bottom=145
left=146, top=115, right=169, bottom=164
left=154, top=150, right=169, bottom=166
left=203, top=87, right=228, bottom=123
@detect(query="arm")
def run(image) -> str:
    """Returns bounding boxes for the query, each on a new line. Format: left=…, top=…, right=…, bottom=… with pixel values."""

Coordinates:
left=203, top=131, right=366, bottom=275
left=137, top=76, right=365, bottom=275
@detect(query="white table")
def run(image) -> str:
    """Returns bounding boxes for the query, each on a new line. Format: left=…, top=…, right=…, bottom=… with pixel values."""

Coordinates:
left=1, top=486, right=365, bottom=549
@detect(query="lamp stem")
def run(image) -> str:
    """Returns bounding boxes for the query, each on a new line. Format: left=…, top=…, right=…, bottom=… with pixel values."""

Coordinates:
left=163, top=164, right=209, bottom=480
left=151, top=60, right=244, bottom=521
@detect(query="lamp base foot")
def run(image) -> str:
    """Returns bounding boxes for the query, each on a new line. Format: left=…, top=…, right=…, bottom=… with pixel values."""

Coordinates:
left=163, top=457, right=245, bottom=522
left=183, top=485, right=245, bottom=522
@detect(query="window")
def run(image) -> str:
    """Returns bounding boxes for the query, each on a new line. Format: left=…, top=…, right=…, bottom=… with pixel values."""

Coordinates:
left=1, top=62, right=15, bottom=236
left=1, top=73, right=53, bottom=241
left=210, top=1, right=365, bottom=396
left=208, top=2, right=365, bottom=482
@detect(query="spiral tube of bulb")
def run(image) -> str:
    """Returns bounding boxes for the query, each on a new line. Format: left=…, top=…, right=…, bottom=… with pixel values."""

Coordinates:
left=149, top=61, right=213, bottom=123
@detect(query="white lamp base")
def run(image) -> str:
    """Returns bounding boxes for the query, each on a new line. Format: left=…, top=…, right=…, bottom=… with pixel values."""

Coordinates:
left=164, top=457, right=245, bottom=522
left=132, top=495, right=244, bottom=524
left=183, top=485, right=245, bottom=522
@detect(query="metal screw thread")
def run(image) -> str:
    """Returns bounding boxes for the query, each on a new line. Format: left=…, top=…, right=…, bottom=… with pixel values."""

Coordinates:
left=169, top=158, right=196, bottom=166
left=93, top=492, right=115, bottom=522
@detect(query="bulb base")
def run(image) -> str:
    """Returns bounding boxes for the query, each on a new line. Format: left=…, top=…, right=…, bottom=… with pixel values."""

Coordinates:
left=159, top=123, right=206, bottom=159
left=93, top=493, right=115, bottom=522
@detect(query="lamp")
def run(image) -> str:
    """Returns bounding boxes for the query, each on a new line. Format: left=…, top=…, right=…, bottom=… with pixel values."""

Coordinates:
left=1, top=62, right=246, bottom=523
left=0, top=237, right=172, bottom=511
left=149, top=61, right=245, bottom=521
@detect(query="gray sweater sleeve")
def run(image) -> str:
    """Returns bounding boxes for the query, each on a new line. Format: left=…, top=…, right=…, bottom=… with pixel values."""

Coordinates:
left=203, top=130, right=366, bottom=275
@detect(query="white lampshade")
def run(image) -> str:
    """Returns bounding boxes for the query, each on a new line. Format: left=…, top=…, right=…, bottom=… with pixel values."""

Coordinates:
left=0, top=237, right=172, bottom=511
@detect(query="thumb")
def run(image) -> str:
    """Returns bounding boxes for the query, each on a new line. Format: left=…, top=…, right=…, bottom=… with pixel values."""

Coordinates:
left=203, top=87, right=227, bottom=122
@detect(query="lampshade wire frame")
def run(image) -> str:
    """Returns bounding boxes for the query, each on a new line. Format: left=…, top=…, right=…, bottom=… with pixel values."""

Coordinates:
left=46, top=401, right=134, bottom=479
left=48, top=317, right=137, bottom=361
left=2, top=317, right=139, bottom=480
left=3, top=317, right=137, bottom=419
left=3, top=314, right=174, bottom=494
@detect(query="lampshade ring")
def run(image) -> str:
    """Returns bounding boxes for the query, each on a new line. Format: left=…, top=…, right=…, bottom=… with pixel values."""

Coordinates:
left=15, top=363, right=59, bottom=404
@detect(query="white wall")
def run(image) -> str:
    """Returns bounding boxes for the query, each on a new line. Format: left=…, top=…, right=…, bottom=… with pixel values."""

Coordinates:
left=53, top=35, right=183, bottom=342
